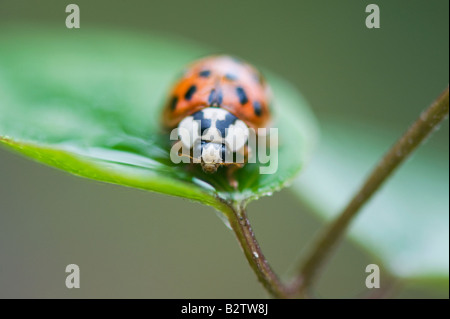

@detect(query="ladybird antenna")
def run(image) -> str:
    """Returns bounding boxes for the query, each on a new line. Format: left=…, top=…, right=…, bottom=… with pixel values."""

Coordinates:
left=179, top=153, right=201, bottom=163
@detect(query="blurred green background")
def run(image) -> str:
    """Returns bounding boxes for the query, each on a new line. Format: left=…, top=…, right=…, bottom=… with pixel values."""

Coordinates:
left=0, top=0, right=448, bottom=298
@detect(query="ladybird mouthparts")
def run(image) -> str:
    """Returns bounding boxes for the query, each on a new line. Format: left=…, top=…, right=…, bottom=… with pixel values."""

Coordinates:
left=201, top=163, right=218, bottom=174
left=201, top=142, right=224, bottom=164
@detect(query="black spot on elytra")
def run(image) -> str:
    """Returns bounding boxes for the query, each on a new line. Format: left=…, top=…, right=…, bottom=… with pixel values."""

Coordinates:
left=170, top=96, right=178, bottom=110
left=193, top=111, right=212, bottom=135
left=184, top=85, right=197, bottom=101
left=199, top=70, right=211, bottom=78
left=216, top=112, right=238, bottom=137
left=208, top=88, right=223, bottom=106
left=225, top=73, right=238, bottom=81
left=236, top=87, right=248, bottom=105
left=253, top=101, right=262, bottom=117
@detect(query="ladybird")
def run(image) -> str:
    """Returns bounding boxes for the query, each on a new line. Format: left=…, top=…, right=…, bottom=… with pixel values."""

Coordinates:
left=162, top=55, right=271, bottom=178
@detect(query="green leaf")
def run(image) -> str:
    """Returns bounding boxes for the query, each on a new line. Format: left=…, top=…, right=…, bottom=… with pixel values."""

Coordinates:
left=293, top=115, right=449, bottom=282
left=0, top=26, right=318, bottom=213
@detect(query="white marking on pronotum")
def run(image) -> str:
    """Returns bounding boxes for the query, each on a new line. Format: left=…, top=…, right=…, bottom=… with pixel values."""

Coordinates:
left=169, top=107, right=278, bottom=174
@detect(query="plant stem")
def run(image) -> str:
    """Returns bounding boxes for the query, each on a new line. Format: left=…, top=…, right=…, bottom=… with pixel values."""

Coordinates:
left=224, top=201, right=291, bottom=299
left=224, top=87, right=448, bottom=298
left=296, top=86, right=449, bottom=294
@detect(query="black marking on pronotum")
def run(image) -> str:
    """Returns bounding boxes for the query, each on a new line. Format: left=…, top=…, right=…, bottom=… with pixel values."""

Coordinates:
left=221, top=144, right=227, bottom=162
left=193, top=110, right=211, bottom=135
left=184, top=85, right=197, bottom=101
left=225, top=73, right=238, bottom=81
left=215, top=112, right=238, bottom=137
left=170, top=96, right=178, bottom=110
left=236, top=87, right=248, bottom=105
left=199, top=70, right=211, bottom=78
left=208, top=88, right=223, bottom=106
left=253, top=101, right=262, bottom=117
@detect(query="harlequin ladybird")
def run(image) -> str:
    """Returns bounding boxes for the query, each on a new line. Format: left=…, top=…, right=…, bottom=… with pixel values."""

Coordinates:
left=162, top=55, right=271, bottom=176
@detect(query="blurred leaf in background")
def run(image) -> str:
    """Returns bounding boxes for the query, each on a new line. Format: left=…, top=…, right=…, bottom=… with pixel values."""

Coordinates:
left=294, top=115, right=449, bottom=283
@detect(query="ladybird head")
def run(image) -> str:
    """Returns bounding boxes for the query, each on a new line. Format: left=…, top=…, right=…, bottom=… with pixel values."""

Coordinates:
left=177, top=107, right=249, bottom=173
left=199, top=141, right=227, bottom=174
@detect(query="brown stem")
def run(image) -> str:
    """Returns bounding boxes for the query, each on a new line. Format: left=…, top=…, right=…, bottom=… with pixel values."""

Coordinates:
left=296, top=86, right=449, bottom=295
left=224, top=201, right=292, bottom=299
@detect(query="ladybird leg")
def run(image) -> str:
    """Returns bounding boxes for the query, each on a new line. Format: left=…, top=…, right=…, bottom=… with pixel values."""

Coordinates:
left=242, top=144, right=250, bottom=162
left=226, top=164, right=241, bottom=190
